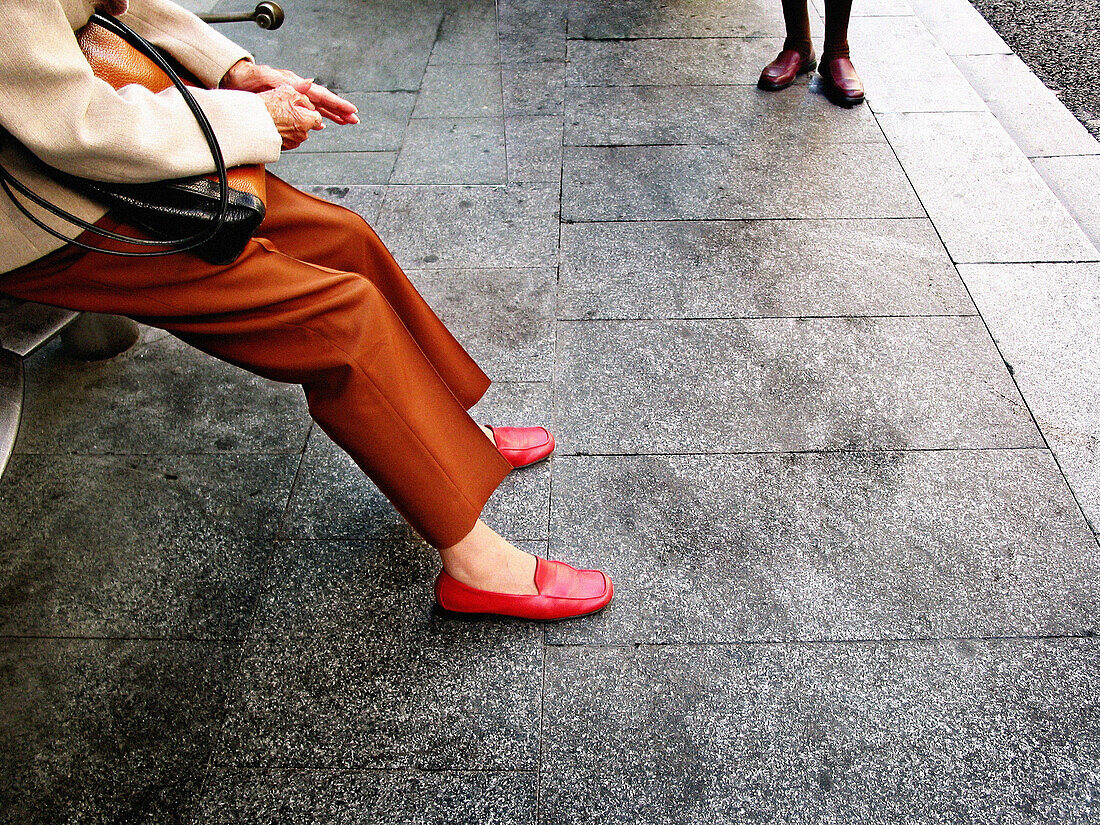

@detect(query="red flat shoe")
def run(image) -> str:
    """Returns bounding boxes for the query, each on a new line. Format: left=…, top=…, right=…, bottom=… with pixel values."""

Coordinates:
left=488, top=425, right=555, bottom=468
left=435, top=557, right=613, bottom=621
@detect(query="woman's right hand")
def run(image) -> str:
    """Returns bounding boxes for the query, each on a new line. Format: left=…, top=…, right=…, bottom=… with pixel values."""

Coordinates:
left=258, top=85, right=324, bottom=150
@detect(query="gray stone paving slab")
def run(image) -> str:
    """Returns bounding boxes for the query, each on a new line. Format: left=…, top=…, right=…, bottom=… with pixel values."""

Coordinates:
left=15, top=336, right=310, bottom=456
left=505, top=116, right=564, bottom=182
left=553, top=317, right=1040, bottom=454
left=567, top=0, right=796, bottom=39
left=391, top=118, right=506, bottom=184
left=545, top=451, right=1098, bottom=644
left=412, top=65, right=503, bottom=117
left=565, top=84, right=884, bottom=146
left=220, top=0, right=443, bottom=92
left=248, top=538, right=545, bottom=640
left=271, top=151, right=396, bottom=186
left=502, top=62, right=566, bottom=115
left=849, top=16, right=986, bottom=113
left=907, top=0, right=1011, bottom=55
left=289, top=92, right=415, bottom=153
left=878, top=111, right=1099, bottom=263
left=566, top=37, right=783, bottom=87
left=429, top=0, right=499, bottom=65
left=195, top=768, right=537, bottom=825
left=215, top=621, right=541, bottom=770
left=303, top=184, right=387, bottom=224
left=0, top=638, right=236, bottom=825
left=497, top=0, right=567, bottom=63
left=374, top=183, right=560, bottom=268
left=960, top=262, right=1100, bottom=534
left=409, top=267, right=555, bottom=379
left=0, top=453, right=294, bottom=638
left=812, top=0, right=913, bottom=14
left=562, top=144, right=923, bottom=221
left=1033, top=155, right=1100, bottom=251
left=282, top=383, right=552, bottom=542
left=953, top=54, right=1100, bottom=159
left=557, top=219, right=971, bottom=319
left=541, top=640, right=1100, bottom=824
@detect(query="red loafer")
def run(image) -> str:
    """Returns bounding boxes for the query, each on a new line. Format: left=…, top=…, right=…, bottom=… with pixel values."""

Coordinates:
left=488, top=425, right=555, bottom=468
left=435, top=557, right=613, bottom=621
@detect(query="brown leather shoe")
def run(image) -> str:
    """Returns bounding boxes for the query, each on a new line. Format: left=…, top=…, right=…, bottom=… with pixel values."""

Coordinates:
left=819, top=57, right=864, bottom=107
left=757, top=49, right=817, bottom=91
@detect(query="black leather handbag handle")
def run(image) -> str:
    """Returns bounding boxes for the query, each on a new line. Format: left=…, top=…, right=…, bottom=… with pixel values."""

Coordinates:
left=0, top=12, right=232, bottom=257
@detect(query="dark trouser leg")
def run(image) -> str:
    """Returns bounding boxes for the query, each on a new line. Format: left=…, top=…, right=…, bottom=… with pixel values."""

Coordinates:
left=781, top=0, right=813, bottom=55
left=822, top=0, right=854, bottom=61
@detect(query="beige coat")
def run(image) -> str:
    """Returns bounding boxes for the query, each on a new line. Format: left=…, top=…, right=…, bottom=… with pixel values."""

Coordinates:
left=0, top=0, right=282, bottom=273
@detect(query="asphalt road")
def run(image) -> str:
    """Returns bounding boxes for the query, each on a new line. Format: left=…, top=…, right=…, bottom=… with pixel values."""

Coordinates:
left=970, top=0, right=1100, bottom=139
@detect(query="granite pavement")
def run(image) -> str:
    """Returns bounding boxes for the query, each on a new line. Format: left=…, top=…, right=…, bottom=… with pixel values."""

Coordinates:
left=2, top=0, right=1099, bottom=822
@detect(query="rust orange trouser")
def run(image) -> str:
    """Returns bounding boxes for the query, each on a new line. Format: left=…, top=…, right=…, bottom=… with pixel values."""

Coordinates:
left=0, top=174, right=512, bottom=548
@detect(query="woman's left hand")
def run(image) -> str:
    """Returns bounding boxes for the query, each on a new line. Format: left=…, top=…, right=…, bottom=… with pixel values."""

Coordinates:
left=220, top=60, right=359, bottom=126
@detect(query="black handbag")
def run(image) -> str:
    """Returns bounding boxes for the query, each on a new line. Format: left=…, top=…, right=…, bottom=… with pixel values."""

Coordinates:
left=0, top=12, right=266, bottom=265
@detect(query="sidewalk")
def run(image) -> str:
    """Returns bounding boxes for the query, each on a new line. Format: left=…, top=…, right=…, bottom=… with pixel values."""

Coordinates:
left=2, top=0, right=1099, bottom=822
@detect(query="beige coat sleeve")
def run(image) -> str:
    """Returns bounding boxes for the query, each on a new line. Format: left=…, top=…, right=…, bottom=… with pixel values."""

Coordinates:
left=0, top=0, right=281, bottom=184
left=119, top=0, right=260, bottom=89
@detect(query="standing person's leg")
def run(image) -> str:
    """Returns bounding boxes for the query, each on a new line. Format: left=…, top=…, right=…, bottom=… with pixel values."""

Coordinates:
left=758, top=0, right=817, bottom=91
left=819, top=0, right=864, bottom=106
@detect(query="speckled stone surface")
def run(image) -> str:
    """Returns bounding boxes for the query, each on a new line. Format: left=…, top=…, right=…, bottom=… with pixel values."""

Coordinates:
left=541, top=640, right=1100, bottom=824
left=215, top=619, right=542, bottom=770
left=304, top=185, right=387, bottom=224
left=502, top=62, right=566, bottom=116
left=0, top=639, right=236, bottom=825
left=496, top=0, right=567, bottom=63
left=568, top=0, right=798, bottom=38
left=195, top=768, right=538, bottom=825
left=506, top=117, right=565, bottom=183
left=270, top=151, right=397, bottom=186
left=0, top=453, right=293, bottom=638
left=391, top=118, right=507, bottom=185
left=16, top=335, right=310, bottom=456
left=565, top=84, right=884, bottom=147
left=850, top=16, right=987, bottom=113
left=217, top=0, right=443, bottom=92
left=567, top=37, right=785, bottom=87
left=5, top=0, right=1100, bottom=820
left=960, top=263, right=1100, bottom=533
left=413, top=65, right=503, bottom=118
left=408, top=267, right=556, bottom=379
left=374, top=184, right=560, bottom=269
left=562, top=144, right=923, bottom=221
left=878, top=111, right=1099, bottom=264
left=553, top=317, right=1040, bottom=453
left=545, top=451, right=1099, bottom=644
left=429, top=0, right=499, bottom=65
left=558, top=219, right=969, bottom=319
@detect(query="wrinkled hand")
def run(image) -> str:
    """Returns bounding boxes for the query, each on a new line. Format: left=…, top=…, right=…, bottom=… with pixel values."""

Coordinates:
left=221, top=60, right=359, bottom=126
left=258, top=85, right=323, bottom=150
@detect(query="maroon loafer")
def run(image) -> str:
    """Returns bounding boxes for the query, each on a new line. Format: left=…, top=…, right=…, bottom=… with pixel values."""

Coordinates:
left=819, top=57, right=865, bottom=107
left=488, top=425, right=555, bottom=468
left=435, top=557, right=614, bottom=621
left=758, top=48, right=817, bottom=91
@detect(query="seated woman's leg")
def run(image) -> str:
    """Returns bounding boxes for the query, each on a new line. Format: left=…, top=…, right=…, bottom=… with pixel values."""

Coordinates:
left=253, top=175, right=488, bottom=408
left=0, top=217, right=509, bottom=551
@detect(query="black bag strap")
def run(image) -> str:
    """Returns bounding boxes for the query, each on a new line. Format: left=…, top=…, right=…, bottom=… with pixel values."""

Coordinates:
left=0, top=11, right=231, bottom=257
